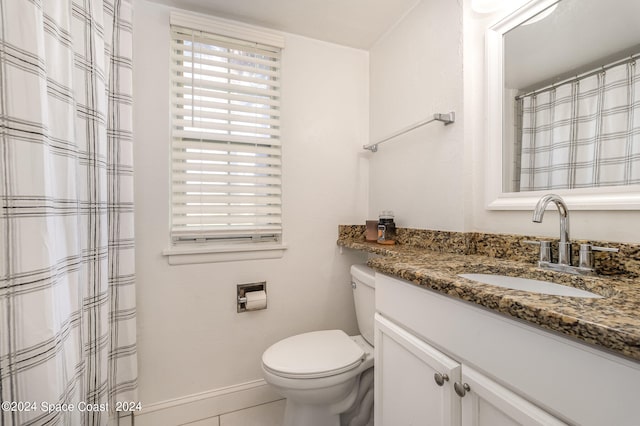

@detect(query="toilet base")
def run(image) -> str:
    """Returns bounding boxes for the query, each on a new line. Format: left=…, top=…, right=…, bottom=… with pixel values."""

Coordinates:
left=279, top=366, right=374, bottom=426
left=283, top=400, right=340, bottom=426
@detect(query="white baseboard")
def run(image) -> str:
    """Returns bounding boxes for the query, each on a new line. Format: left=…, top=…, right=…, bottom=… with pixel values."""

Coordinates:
left=133, top=379, right=283, bottom=426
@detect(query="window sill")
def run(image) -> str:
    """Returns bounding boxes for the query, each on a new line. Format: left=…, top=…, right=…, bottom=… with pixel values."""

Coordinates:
left=162, top=242, right=288, bottom=265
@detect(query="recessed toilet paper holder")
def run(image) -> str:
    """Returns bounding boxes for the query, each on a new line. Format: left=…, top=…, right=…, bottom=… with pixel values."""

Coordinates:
left=237, top=281, right=267, bottom=313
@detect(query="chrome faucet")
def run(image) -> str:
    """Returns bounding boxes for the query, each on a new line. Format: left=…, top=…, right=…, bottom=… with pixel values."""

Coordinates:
left=528, top=194, right=620, bottom=275
left=532, top=194, right=571, bottom=265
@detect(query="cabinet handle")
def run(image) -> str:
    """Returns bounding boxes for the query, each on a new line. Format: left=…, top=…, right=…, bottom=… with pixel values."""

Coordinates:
left=434, top=372, right=449, bottom=386
left=454, top=382, right=470, bottom=397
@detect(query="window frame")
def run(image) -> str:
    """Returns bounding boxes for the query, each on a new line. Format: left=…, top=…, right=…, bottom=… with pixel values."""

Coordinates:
left=163, top=11, right=287, bottom=264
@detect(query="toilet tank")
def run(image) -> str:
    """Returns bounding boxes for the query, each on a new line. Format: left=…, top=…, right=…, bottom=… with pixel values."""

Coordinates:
left=350, top=264, right=376, bottom=346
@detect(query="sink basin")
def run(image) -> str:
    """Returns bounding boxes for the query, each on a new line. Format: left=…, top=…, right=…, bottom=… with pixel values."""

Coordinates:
left=458, top=273, right=603, bottom=299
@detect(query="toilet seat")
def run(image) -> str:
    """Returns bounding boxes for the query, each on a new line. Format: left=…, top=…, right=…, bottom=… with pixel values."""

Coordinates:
left=262, top=330, right=365, bottom=379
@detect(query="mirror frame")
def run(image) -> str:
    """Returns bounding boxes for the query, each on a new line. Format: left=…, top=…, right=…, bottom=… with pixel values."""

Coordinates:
left=485, top=0, right=640, bottom=210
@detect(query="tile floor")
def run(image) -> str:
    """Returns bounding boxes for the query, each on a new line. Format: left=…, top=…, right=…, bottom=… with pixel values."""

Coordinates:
left=180, top=399, right=286, bottom=426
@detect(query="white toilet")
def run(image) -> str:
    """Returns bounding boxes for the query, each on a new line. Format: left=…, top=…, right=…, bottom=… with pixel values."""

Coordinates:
left=261, top=264, right=376, bottom=426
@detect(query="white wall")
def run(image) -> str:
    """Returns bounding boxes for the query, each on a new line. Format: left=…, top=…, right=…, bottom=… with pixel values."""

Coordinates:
left=462, top=0, right=640, bottom=243
left=369, top=0, right=640, bottom=244
left=368, top=0, right=465, bottom=231
left=133, top=0, right=369, bottom=405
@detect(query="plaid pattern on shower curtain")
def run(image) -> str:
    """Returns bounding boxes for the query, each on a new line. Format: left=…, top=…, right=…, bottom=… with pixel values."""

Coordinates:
left=0, top=0, right=137, bottom=424
left=519, top=59, right=640, bottom=191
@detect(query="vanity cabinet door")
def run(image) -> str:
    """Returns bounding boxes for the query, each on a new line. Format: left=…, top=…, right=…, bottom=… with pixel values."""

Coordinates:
left=375, top=313, right=461, bottom=426
left=459, top=366, right=566, bottom=426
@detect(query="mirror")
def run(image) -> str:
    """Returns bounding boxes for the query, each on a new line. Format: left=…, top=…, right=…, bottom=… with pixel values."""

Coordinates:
left=486, top=0, right=640, bottom=209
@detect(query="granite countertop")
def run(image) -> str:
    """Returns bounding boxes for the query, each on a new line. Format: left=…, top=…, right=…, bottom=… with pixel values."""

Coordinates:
left=338, top=237, right=640, bottom=362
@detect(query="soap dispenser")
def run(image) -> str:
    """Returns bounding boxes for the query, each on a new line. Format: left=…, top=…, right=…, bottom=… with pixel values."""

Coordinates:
left=377, top=211, right=396, bottom=244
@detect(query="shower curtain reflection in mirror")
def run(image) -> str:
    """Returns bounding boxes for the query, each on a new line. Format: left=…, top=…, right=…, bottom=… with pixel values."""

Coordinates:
left=512, top=57, right=640, bottom=192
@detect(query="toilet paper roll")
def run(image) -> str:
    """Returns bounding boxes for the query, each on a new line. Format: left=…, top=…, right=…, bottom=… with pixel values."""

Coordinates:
left=245, top=290, right=267, bottom=310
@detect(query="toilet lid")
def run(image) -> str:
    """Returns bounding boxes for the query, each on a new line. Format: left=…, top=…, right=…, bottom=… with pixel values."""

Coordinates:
left=262, top=330, right=365, bottom=379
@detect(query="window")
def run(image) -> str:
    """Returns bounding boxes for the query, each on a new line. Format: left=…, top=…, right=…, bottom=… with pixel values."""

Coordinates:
left=169, top=17, right=283, bottom=246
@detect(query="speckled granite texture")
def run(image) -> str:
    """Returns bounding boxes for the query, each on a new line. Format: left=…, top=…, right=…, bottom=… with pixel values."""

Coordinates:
left=338, top=225, right=640, bottom=277
left=338, top=225, right=640, bottom=362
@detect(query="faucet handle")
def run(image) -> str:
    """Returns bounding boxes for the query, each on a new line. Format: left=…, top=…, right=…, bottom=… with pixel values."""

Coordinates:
left=523, top=240, right=552, bottom=246
left=590, top=245, right=620, bottom=253
left=579, top=244, right=619, bottom=270
left=523, top=240, right=552, bottom=263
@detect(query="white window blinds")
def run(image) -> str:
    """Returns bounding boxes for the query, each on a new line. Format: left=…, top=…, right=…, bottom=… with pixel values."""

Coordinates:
left=170, top=25, right=282, bottom=242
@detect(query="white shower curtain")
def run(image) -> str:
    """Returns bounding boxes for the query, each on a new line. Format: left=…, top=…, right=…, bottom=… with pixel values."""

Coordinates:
left=519, top=59, right=640, bottom=191
left=0, top=1, right=137, bottom=425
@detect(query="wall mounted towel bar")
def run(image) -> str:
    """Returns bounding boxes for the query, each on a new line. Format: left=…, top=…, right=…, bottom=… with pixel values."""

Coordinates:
left=363, top=111, right=455, bottom=152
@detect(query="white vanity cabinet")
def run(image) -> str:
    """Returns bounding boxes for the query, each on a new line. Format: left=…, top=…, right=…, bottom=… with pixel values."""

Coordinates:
left=375, top=313, right=461, bottom=425
left=375, top=313, right=564, bottom=426
left=458, top=364, right=565, bottom=426
left=374, top=273, right=640, bottom=426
